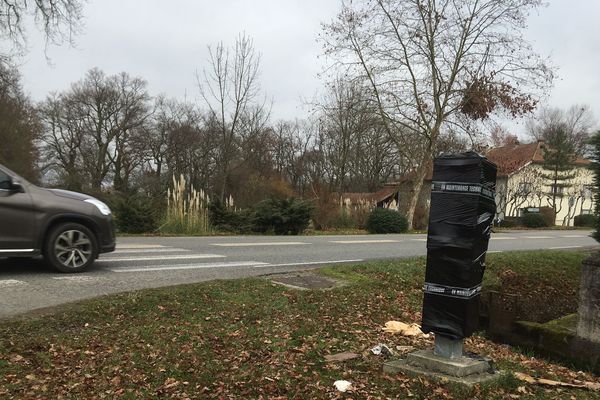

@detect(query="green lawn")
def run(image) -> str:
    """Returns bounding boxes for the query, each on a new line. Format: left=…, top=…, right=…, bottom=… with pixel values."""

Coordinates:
left=0, top=251, right=598, bottom=399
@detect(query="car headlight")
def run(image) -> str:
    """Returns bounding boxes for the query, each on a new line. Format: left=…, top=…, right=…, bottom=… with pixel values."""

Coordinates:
left=84, top=198, right=112, bottom=216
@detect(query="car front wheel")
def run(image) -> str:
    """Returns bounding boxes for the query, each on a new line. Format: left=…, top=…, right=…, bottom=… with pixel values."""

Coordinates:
left=45, top=223, right=98, bottom=273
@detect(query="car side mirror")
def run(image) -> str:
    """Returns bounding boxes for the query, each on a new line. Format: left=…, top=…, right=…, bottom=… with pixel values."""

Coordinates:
left=10, top=179, right=24, bottom=193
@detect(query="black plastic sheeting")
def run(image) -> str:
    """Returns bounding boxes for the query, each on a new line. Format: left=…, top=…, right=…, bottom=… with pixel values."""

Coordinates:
left=420, top=152, right=497, bottom=340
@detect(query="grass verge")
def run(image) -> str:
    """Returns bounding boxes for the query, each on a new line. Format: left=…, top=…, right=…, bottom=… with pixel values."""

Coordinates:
left=0, top=251, right=598, bottom=399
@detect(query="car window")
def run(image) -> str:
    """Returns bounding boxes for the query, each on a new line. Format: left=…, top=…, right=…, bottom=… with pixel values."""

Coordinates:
left=0, top=169, right=11, bottom=190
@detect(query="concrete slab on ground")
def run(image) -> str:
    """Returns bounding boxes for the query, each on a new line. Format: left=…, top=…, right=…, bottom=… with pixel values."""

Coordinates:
left=384, top=350, right=503, bottom=387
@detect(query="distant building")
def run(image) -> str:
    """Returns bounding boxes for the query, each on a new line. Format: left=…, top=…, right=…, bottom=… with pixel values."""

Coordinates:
left=340, top=184, right=401, bottom=210
left=486, top=141, right=594, bottom=226
left=340, top=169, right=432, bottom=229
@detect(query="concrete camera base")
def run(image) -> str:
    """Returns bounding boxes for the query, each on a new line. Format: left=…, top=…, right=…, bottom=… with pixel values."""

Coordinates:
left=383, top=350, right=503, bottom=387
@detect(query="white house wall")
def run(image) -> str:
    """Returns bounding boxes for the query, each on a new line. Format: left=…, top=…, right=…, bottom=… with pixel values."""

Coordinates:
left=497, top=164, right=594, bottom=226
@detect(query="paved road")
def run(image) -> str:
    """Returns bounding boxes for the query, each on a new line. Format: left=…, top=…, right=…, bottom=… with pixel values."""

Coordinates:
left=0, top=230, right=596, bottom=319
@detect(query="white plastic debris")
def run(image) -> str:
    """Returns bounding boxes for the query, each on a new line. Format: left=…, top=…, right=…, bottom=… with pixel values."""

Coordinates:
left=370, top=344, right=393, bottom=357
left=333, top=380, right=353, bottom=392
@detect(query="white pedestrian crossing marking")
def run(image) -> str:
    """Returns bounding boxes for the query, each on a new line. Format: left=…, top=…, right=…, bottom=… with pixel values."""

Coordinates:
left=0, top=279, right=26, bottom=287
left=331, top=240, right=400, bottom=244
left=110, top=261, right=269, bottom=273
left=112, top=248, right=190, bottom=254
left=100, top=254, right=225, bottom=262
left=212, top=242, right=308, bottom=247
left=53, top=276, right=99, bottom=282
left=115, top=244, right=166, bottom=250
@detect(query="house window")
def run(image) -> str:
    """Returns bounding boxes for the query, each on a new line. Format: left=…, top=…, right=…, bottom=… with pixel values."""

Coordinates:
left=550, top=185, right=564, bottom=196
left=518, top=182, right=532, bottom=195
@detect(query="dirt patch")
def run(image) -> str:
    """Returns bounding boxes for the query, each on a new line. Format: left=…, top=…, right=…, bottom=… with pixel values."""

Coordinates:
left=268, top=271, right=346, bottom=290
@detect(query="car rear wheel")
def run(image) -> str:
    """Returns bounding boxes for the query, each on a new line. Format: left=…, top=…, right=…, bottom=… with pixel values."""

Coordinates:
left=45, top=223, right=98, bottom=273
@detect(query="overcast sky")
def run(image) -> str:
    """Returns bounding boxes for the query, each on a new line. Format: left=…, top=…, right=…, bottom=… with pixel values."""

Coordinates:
left=16, top=0, right=600, bottom=136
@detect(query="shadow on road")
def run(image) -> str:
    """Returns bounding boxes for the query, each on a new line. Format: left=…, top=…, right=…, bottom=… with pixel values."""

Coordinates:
left=0, top=257, right=54, bottom=275
left=0, top=257, right=108, bottom=276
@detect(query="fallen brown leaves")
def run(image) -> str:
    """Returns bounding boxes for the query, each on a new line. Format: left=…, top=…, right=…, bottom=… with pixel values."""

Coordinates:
left=0, top=257, right=598, bottom=399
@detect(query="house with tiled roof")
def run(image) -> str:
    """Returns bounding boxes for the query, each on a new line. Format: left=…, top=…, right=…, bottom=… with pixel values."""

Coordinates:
left=340, top=183, right=401, bottom=209
left=486, top=141, right=594, bottom=226
left=340, top=168, right=434, bottom=229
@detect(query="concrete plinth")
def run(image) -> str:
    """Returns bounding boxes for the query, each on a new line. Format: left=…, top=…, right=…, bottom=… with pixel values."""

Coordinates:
left=383, top=350, right=502, bottom=387
left=434, top=335, right=463, bottom=359
left=577, top=253, right=600, bottom=343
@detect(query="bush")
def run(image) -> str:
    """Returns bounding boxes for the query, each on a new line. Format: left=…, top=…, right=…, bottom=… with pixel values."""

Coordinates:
left=498, top=217, right=521, bottom=228
left=366, top=208, right=408, bottom=234
left=208, top=200, right=253, bottom=233
left=522, top=213, right=548, bottom=228
left=574, top=214, right=597, bottom=227
left=329, top=209, right=358, bottom=230
left=252, top=197, right=313, bottom=235
left=112, top=194, right=159, bottom=234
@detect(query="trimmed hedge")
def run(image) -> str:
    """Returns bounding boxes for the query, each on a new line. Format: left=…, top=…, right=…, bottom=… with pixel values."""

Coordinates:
left=574, top=214, right=597, bottom=228
left=498, top=218, right=519, bottom=228
left=366, top=208, right=408, bottom=234
left=112, top=194, right=159, bottom=234
left=252, top=197, right=313, bottom=235
left=522, top=213, right=548, bottom=228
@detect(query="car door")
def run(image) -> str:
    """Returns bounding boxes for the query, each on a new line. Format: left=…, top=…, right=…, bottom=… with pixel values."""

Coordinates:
left=0, top=167, right=36, bottom=251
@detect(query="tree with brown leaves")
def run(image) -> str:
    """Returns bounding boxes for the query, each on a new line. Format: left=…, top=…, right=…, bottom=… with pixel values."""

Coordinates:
left=321, top=0, right=553, bottom=228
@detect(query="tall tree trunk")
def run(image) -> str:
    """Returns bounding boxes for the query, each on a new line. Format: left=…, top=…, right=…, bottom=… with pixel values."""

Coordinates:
left=405, top=152, right=432, bottom=230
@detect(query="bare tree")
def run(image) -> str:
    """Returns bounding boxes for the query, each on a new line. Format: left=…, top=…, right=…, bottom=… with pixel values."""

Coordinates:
left=39, top=93, right=85, bottom=189
left=313, top=78, right=398, bottom=192
left=271, top=120, right=315, bottom=195
left=322, top=0, right=553, bottom=228
left=39, top=69, right=150, bottom=192
left=0, top=0, right=83, bottom=52
left=0, top=62, right=40, bottom=181
left=198, top=33, right=267, bottom=200
left=527, top=105, right=596, bottom=156
left=490, top=125, right=519, bottom=147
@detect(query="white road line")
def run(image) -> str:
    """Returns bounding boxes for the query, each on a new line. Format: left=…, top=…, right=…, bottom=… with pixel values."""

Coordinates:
left=561, top=235, right=587, bottom=238
left=111, top=248, right=190, bottom=255
left=110, top=261, right=269, bottom=273
left=116, top=244, right=167, bottom=250
left=524, top=236, right=553, bottom=239
left=253, top=259, right=364, bottom=268
left=549, top=245, right=583, bottom=250
left=0, top=279, right=27, bottom=287
left=99, top=254, right=225, bottom=263
left=330, top=240, right=400, bottom=244
left=53, top=276, right=99, bottom=282
left=488, top=250, right=503, bottom=253
left=491, top=237, right=516, bottom=240
left=411, top=238, right=427, bottom=242
left=212, top=242, right=308, bottom=247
